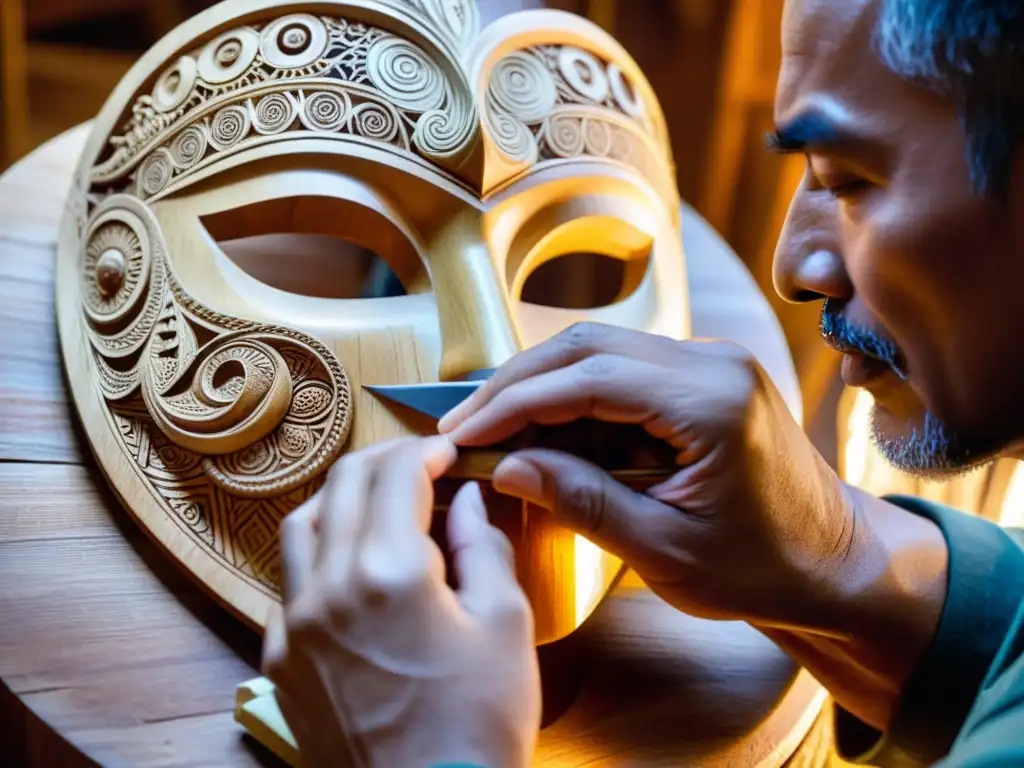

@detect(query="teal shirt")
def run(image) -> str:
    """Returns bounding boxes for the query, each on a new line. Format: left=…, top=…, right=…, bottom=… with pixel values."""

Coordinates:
left=835, top=495, right=1024, bottom=767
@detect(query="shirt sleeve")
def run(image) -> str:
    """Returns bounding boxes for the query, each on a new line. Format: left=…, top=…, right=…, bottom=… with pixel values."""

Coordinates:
left=832, top=495, right=1024, bottom=768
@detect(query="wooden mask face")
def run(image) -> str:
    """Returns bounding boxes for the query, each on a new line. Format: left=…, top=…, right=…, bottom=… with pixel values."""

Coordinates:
left=56, top=0, right=687, bottom=641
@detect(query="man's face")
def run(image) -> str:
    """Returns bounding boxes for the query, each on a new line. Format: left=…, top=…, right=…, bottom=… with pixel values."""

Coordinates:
left=773, top=0, right=1024, bottom=477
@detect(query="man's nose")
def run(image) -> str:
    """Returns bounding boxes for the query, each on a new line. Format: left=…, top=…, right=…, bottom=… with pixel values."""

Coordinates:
left=424, top=210, right=522, bottom=381
left=772, top=186, right=852, bottom=303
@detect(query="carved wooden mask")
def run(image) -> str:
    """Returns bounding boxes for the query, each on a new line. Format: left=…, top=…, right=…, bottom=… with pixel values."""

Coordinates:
left=56, top=0, right=687, bottom=642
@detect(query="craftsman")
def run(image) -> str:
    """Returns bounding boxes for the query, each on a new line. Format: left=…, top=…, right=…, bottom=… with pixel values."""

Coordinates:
left=260, top=0, right=1024, bottom=766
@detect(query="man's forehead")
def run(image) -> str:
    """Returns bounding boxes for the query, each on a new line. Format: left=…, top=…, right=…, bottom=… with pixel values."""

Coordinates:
left=776, top=0, right=887, bottom=125
left=781, top=0, right=878, bottom=58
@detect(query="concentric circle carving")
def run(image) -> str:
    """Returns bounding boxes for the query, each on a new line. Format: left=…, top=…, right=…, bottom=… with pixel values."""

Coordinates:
left=83, top=211, right=151, bottom=326
left=608, top=63, right=643, bottom=118
left=198, top=28, right=259, bottom=84
left=209, top=105, right=252, bottom=150
left=169, top=124, right=208, bottom=170
left=488, top=52, right=557, bottom=124
left=259, top=14, right=328, bottom=68
left=252, top=92, right=295, bottom=135
left=366, top=37, right=446, bottom=113
left=152, top=56, right=197, bottom=112
left=558, top=47, right=609, bottom=103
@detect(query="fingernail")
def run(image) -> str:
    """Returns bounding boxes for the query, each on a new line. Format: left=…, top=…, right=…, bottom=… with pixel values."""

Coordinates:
left=493, top=456, right=544, bottom=506
left=454, top=480, right=485, bottom=514
left=437, top=405, right=467, bottom=434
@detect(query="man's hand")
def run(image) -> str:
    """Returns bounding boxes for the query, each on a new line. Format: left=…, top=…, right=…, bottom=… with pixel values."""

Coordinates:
left=439, top=322, right=851, bottom=625
left=262, top=436, right=541, bottom=768
left=439, top=322, right=948, bottom=729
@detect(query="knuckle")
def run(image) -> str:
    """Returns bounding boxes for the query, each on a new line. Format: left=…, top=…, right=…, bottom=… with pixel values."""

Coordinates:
left=557, top=476, right=608, bottom=537
left=577, top=353, right=619, bottom=385
left=559, top=321, right=608, bottom=354
left=357, top=552, right=431, bottom=603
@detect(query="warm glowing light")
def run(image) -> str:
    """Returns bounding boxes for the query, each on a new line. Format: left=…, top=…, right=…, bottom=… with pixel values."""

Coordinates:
left=843, top=389, right=875, bottom=487
left=574, top=534, right=607, bottom=627
left=1001, top=466, right=1024, bottom=527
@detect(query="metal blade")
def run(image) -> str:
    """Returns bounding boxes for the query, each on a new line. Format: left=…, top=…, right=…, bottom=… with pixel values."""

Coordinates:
left=364, top=380, right=484, bottom=420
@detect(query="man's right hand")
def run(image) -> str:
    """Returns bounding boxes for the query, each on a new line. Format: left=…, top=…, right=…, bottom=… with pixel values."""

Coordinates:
left=439, top=322, right=949, bottom=729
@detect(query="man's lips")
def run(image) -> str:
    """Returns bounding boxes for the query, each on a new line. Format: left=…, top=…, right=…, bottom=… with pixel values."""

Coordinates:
left=840, top=352, right=894, bottom=387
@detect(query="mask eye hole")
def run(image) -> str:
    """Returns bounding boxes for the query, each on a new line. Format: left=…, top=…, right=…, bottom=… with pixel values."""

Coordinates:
left=509, top=214, right=652, bottom=310
left=201, top=196, right=424, bottom=299
left=521, top=253, right=647, bottom=309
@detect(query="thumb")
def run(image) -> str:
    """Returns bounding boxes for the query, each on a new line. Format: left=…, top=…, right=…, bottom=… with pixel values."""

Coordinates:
left=448, top=481, right=525, bottom=618
left=492, top=449, right=684, bottom=568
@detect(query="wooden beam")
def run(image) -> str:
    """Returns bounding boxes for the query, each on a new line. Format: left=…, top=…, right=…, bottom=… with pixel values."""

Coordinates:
left=0, top=0, right=32, bottom=169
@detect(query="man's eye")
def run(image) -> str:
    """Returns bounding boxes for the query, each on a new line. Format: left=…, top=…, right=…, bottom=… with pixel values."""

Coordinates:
left=828, top=179, right=872, bottom=200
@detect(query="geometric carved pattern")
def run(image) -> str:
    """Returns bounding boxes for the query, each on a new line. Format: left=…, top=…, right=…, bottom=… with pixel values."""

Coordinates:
left=65, top=0, right=677, bottom=613
left=110, top=395, right=323, bottom=593
left=91, top=13, right=478, bottom=199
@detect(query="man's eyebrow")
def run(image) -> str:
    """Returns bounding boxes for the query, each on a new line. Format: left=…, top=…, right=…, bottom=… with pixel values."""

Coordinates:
left=766, top=112, right=846, bottom=153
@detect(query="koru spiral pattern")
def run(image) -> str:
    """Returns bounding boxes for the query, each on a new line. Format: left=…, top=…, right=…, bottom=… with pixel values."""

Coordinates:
left=79, top=193, right=353, bottom=591
left=90, top=11, right=476, bottom=198
left=484, top=43, right=664, bottom=184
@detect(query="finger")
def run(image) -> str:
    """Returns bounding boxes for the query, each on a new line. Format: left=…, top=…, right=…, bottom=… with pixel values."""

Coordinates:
left=356, top=437, right=457, bottom=587
left=279, top=500, right=317, bottom=605
left=261, top=602, right=288, bottom=681
left=315, top=438, right=419, bottom=569
left=438, top=323, right=683, bottom=433
left=492, top=449, right=696, bottom=569
left=447, top=354, right=685, bottom=448
left=447, top=482, right=522, bottom=617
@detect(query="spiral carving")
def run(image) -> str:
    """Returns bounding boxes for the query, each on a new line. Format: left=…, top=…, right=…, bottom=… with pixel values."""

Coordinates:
left=366, top=37, right=446, bottom=113
left=413, top=108, right=470, bottom=158
left=546, top=114, right=585, bottom=156
left=208, top=105, right=252, bottom=150
left=584, top=118, right=613, bottom=156
left=143, top=335, right=293, bottom=457
left=353, top=102, right=398, bottom=142
left=488, top=52, right=557, bottom=125
left=558, top=47, right=610, bottom=103
left=153, top=56, right=197, bottom=112
left=137, top=148, right=174, bottom=197
left=169, top=124, right=208, bottom=170
left=486, top=108, right=538, bottom=163
left=300, top=91, right=348, bottom=132
left=252, top=92, right=295, bottom=134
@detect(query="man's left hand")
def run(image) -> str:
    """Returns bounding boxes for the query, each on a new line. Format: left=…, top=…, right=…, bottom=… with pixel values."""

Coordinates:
left=262, top=436, right=541, bottom=768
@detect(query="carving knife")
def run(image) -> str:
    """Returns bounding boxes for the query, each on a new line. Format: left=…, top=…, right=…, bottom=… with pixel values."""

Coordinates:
left=365, top=376, right=680, bottom=489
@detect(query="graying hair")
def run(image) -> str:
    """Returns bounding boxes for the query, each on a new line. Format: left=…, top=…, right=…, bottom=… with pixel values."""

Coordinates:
left=873, top=0, right=1024, bottom=196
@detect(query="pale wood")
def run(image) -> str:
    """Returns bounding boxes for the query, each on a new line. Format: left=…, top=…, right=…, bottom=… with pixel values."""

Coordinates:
left=53, top=0, right=686, bottom=643
left=0, top=124, right=828, bottom=766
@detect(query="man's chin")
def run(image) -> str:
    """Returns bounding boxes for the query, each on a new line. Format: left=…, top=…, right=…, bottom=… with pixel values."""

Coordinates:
left=868, top=403, right=996, bottom=481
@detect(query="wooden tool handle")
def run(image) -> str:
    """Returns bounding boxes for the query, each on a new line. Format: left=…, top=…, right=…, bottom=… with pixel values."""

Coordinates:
left=446, top=450, right=678, bottom=490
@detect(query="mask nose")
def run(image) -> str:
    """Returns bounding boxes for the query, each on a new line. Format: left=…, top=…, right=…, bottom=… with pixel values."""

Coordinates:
left=424, top=210, right=522, bottom=381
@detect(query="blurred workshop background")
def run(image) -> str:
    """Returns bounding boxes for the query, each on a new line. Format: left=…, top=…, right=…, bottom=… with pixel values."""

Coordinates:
left=2, top=0, right=1016, bottom=519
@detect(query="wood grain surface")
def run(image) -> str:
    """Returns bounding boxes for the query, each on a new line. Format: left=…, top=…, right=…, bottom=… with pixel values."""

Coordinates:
left=0, top=125, right=835, bottom=767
